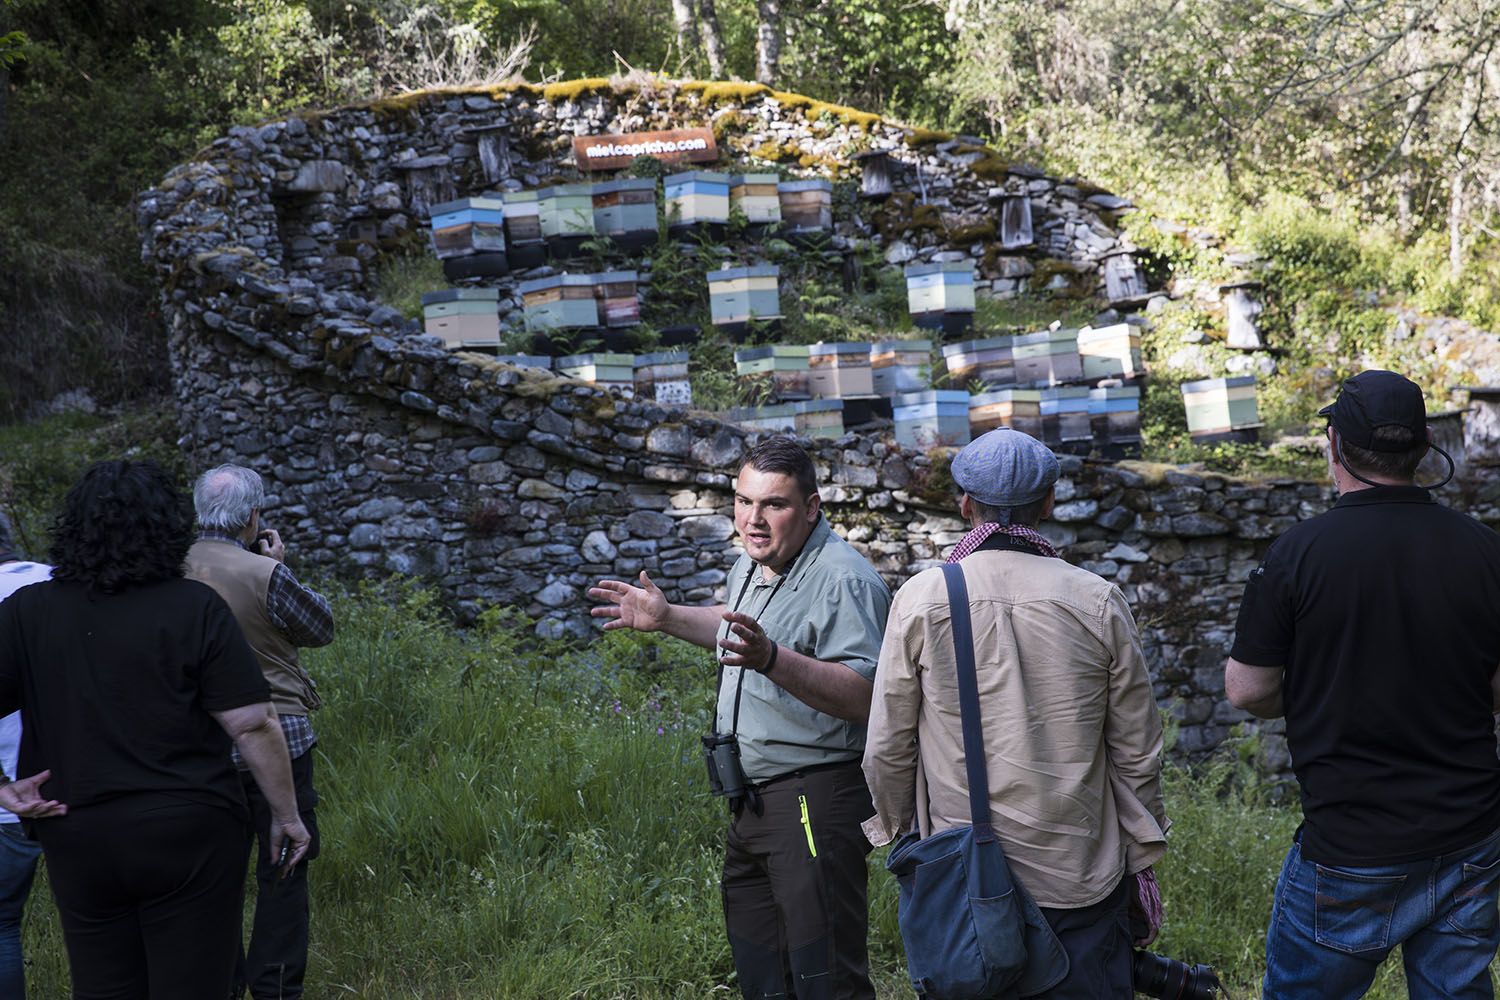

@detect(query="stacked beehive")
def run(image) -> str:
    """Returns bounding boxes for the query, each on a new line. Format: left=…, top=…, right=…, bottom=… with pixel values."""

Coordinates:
left=778, top=179, right=832, bottom=234
left=633, top=352, right=692, bottom=406
left=708, top=266, right=781, bottom=336
left=1181, top=377, right=1261, bottom=443
left=421, top=289, right=499, bottom=348
left=871, top=340, right=931, bottom=396
left=734, top=345, right=810, bottom=401
left=591, top=179, right=658, bottom=251
left=905, top=261, right=976, bottom=335
left=664, top=171, right=731, bottom=233
left=730, top=173, right=782, bottom=227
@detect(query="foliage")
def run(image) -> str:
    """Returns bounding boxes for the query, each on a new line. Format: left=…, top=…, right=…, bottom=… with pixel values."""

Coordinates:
left=373, top=248, right=446, bottom=321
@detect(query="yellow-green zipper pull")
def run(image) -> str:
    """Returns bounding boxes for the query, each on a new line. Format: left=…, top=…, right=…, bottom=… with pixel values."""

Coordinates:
left=798, top=794, right=817, bottom=858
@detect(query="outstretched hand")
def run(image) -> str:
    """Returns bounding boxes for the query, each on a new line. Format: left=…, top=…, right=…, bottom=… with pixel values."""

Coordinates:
left=0, top=769, right=67, bottom=819
left=588, top=571, right=669, bottom=633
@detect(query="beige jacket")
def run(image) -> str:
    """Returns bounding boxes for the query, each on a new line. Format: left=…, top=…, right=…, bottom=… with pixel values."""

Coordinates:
left=862, top=548, right=1169, bottom=908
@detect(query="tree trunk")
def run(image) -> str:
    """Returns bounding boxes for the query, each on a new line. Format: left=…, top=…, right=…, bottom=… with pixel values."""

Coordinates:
left=755, top=0, right=782, bottom=85
left=698, top=0, right=727, bottom=78
left=1449, top=167, right=1466, bottom=280
left=0, top=67, right=8, bottom=140
left=670, top=0, right=698, bottom=69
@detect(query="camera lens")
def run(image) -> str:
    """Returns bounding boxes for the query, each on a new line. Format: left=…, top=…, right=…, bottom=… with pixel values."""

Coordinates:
left=1132, top=950, right=1221, bottom=999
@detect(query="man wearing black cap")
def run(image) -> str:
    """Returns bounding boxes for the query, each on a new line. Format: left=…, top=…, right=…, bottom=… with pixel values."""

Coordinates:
left=864, top=428, right=1169, bottom=998
left=1226, top=369, right=1500, bottom=999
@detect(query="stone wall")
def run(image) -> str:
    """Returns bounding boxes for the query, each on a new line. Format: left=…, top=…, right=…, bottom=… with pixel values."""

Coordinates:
left=140, top=78, right=1500, bottom=768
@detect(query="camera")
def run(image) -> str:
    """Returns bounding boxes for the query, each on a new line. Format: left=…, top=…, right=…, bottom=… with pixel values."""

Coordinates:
left=1132, top=950, right=1223, bottom=999
left=701, top=732, right=748, bottom=799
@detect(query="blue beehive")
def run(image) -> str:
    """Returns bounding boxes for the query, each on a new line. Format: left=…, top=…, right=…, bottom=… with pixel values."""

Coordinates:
left=906, top=261, right=976, bottom=335
left=708, top=265, right=782, bottom=329
left=428, top=197, right=506, bottom=259
left=519, top=274, right=600, bottom=331
left=893, top=390, right=972, bottom=449
left=664, top=171, right=730, bottom=231
left=592, top=179, right=658, bottom=249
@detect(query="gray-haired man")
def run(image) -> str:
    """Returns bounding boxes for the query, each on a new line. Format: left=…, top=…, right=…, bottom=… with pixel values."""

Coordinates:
left=183, top=465, right=333, bottom=1000
left=863, top=429, right=1169, bottom=998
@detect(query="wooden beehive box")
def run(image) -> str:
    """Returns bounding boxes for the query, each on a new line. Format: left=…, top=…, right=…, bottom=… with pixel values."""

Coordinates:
left=664, top=171, right=730, bottom=230
left=1076, top=323, right=1145, bottom=382
left=777, top=179, right=833, bottom=232
left=592, top=179, right=658, bottom=249
left=726, top=403, right=798, bottom=434
left=941, top=336, right=1014, bottom=389
left=421, top=288, right=500, bottom=347
left=495, top=355, right=553, bottom=371
left=730, top=173, right=782, bottom=225
left=501, top=190, right=546, bottom=267
left=428, top=197, right=506, bottom=259
left=556, top=352, right=635, bottom=392
left=735, top=344, right=810, bottom=400
left=969, top=388, right=1041, bottom=439
left=1181, top=376, right=1260, bottom=442
left=905, top=261, right=977, bottom=334
left=1040, top=386, right=1092, bottom=448
left=808, top=342, right=874, bottom=398
left=591, top=270, right=640, bottom=328
left=519, top=274, right=601, bottom=331
left=794, top=399, right=845, bottom=439
left=1089, top=383, right=1142, bottom=454
left=893, top=390, right=972, bottom=448
left=538, top=183, right=597, bottom=238
left=1012, top=328, right=1083, bottom=387
left=708, top=265, right=781, bottom=328
left=633, top=351, right=692, bottom=406
left=871, top=339, right=932, bottom=396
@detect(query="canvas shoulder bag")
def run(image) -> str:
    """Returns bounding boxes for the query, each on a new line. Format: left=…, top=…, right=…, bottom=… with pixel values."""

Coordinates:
left=884, top=563, right=1070, bottom=999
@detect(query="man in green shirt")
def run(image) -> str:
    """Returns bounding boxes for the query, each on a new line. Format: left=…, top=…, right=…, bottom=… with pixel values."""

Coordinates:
left=590, top=436, right=892, bottom=1000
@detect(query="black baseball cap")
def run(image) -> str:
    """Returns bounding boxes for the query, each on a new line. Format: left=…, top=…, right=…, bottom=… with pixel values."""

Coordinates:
left=1318, top=370, right=1427, bottom=452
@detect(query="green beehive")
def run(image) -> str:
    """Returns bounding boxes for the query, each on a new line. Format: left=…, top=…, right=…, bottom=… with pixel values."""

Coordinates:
left=735, top=344, right=810, bottom=399
left=538, top=183, right=597, bottom=239
left=725, top=403, right=798, bottom=434
left=1012, top=328, right=1083, bottom=386
left=557, top=352, right=635, bottom=392
left=708, top=266, right=782, bottom=328
left=730, top=173, right=782, bottom=224
left=1077, top=323, right=1145, bottom=382
left=1181, top=376, right=1260, bottom=441
left=794, top=399, right=844, bottom=439
left=519, top=274, right=600, bottom=331
left=941, top=336, right=1014, bottom=389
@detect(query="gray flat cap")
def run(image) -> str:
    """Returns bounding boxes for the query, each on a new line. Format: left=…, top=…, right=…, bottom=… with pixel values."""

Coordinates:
left=950, top=428, right=1060, bottom=508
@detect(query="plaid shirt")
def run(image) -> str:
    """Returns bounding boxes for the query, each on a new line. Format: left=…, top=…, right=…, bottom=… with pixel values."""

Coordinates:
left=197, top=530, right=330, bottom=767
left=196, top=530, right=334, bottom=647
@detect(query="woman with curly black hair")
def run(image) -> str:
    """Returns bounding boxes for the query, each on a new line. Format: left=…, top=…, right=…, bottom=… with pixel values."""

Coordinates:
left=0, top=460, right=311, bottom=1000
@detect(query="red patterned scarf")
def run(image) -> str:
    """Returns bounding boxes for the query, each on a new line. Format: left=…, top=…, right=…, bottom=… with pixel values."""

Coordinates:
left=946, top=521, right=1060, bottom=562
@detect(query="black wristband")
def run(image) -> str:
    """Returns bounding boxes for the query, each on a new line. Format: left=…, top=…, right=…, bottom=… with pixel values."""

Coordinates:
left=759, top=642, right=779, bottom=676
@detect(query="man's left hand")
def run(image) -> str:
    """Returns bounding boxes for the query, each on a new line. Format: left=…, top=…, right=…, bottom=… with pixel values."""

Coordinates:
left=0, top=769, right=68, bottom=819
left=720, top=611, right=776, bottom=673
left=1129, top=867, right=1163, bottom=947
left=256, top=528, right=286, bottom=563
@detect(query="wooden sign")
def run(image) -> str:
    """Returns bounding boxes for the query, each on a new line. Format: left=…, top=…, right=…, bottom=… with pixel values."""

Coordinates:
left=573, top=129, right=717, bottom=171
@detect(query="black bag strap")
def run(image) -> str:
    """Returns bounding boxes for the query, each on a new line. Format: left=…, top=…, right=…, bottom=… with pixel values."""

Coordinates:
left=941, top=562, right=995, bottom=844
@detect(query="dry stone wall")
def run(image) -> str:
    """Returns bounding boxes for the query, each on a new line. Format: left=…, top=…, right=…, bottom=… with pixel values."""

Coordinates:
left=141, top=79, right=1500, bottom=769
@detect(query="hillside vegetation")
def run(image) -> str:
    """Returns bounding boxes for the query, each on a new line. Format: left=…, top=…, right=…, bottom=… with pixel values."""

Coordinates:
left=4, top=0, right=1500, bottom=446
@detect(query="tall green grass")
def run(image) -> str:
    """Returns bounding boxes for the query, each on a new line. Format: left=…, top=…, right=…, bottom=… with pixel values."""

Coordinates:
left=15, top=579, right=1468, bottom=997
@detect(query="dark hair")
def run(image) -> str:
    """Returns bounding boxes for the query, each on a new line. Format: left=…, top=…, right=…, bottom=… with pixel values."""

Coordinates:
left=49, top=460, right=194, bottom=593
left=1337, top=424, right=1427, bottom=481
left=742, top=436, right=817, bottom=497
left=970, top=496, right=1048, bottom=528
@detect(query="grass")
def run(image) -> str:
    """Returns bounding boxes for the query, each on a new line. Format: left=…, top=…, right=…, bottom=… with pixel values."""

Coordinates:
left=0, top=406, right=1480, bottom=999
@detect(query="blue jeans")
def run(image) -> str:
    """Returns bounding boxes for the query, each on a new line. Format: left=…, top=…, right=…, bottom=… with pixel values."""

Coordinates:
left=0, top=821, right=42, bottom=999
left=1263, top=828, right=1500, bottom=999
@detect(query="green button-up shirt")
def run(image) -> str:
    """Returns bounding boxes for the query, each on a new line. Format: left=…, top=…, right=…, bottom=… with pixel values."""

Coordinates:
left=714, top=515, right=892, bottom=782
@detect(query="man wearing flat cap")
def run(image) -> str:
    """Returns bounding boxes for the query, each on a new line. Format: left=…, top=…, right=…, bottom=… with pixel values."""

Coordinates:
left=1227, top=370, right=1500, bottom=999
left=863, top=428, right=1169, bottom=998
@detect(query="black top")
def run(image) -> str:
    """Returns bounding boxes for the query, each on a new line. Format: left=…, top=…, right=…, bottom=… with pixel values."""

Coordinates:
left=1231, top=485, right=1500, bottom=865
left=0, top=578, right=271, bottom=817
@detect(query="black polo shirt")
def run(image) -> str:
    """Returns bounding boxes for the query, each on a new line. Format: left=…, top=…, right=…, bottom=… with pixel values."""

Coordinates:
left=1231, top=485, right=1500, bottom=865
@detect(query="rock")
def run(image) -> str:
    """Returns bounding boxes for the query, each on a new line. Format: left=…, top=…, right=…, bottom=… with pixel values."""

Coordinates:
left=535, top=580, right=577, bottom=608
left=884, top=240, right=917, bottom=264
left=625, top=510, right=675, bottom=539
left=286, top=160, right=347, bottom=193
left=581, top=530, right=617, bottom=563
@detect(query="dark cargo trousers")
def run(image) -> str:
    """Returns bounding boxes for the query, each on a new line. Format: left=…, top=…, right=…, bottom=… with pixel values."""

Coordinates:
left=234, top=748, right=321, bottom=1000
left=722, top=760, right=876, bottom=1000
